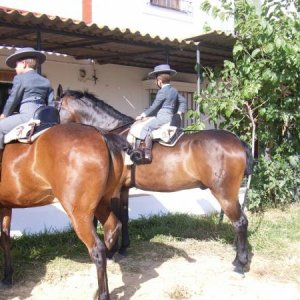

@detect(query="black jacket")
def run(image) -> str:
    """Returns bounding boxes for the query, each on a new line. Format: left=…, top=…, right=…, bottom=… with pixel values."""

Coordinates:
left=143, top=84, right=187, bottom=117
left=3, top=70, right=54, bottom=116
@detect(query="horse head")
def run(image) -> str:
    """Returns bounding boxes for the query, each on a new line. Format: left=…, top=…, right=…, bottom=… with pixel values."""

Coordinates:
left=57, top=88, right=134, bottom=130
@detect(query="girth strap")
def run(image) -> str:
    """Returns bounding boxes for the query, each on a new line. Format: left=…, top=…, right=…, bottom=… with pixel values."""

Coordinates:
left=130, top=164, right=136, bottom=188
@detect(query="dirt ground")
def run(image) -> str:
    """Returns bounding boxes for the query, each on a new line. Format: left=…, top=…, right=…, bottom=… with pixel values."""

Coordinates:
left=1, top=239, right=299, bottom=300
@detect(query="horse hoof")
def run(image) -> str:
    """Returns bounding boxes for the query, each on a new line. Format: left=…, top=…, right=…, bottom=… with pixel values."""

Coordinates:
left=106, top=253, right=114, bottom=260
left=106, top=248, right=117, bottom=260
left=233, top=264, right=245, bottom=275
left=118, top=247, right=128, bottom=257
left=0, top=280, right=12, bottom=289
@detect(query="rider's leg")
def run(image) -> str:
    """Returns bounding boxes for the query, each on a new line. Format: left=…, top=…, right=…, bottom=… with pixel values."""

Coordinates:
left=0, top=113, right=31, bottom=178
left=144, top=134, right=153, bottom=162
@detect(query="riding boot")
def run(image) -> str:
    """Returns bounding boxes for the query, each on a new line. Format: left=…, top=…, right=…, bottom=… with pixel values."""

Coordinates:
left=144, top=134, right=153, bottom=163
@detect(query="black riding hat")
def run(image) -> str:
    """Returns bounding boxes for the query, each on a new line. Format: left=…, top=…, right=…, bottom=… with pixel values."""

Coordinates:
left=148, top=64, right=177, bottom=78
left=6, top=47, right=46, bottom=69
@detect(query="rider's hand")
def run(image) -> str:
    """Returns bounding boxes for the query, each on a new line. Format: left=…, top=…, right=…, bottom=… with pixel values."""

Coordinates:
left=0, top=114, right=5, bottom=120
left=177, top=112, right=183, bottom=119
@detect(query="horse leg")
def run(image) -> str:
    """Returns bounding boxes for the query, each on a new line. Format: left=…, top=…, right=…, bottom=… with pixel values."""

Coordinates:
left=93, top=199, right=121, bottom=258
left=0, top=208, right=13, bottom=287
left=213, top=190, right=249, bottom=273
left=93, top=216, right=98, bottom=229
left=110, top=197, right=121, bottom=221
left=118, top=187, right=130, bottom=256
left=67, top=211, right=110, bottom=300
left=232, top=208, right=248, bottom=272
left=95, top=201, right=121, bottom=258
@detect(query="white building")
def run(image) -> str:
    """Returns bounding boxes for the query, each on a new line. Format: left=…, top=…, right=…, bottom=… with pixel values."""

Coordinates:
left=0, top=0, right=237, bottom=235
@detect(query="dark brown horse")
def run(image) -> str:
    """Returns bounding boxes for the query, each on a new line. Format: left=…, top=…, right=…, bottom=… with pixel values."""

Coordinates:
left=0, top=123, right=128, bottom=300
left=58, top=90, right=254, bottom=273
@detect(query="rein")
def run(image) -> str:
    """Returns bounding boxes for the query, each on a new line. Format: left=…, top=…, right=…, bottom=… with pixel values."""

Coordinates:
left=109, top=121, right=134, bottom=134
left=55, top=98, right=63, bottom=112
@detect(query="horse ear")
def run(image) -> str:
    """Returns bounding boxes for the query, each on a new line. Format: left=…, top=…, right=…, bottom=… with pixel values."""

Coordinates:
left=56, top=84, right=63, bottom=99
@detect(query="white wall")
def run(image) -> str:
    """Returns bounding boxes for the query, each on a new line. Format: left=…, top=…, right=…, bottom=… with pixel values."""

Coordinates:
left=0, top=0, right=82, bottom=20
left=43, top=54, right=151, bottom=117
left=10, top=187, right=246, bottom=236
left=93, top=0, right=234, bottom=40
left=0, top=0, right=234, bottom=40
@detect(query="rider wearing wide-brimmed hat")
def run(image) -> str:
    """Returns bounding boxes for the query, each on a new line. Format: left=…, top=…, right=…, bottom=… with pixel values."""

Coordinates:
left=134, top=64, right=187, bottom=163
left=0, top=47, right=54, bottom=168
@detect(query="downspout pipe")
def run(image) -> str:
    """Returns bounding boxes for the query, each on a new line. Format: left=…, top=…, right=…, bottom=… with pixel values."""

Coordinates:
left=36, top=29, right=42, bottom=75
left=196, top=43, right=201, bottom=96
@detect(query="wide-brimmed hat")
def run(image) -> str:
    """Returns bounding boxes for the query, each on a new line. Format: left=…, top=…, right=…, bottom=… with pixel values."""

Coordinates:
left=148, top=64, right=177, bottom=78
left=6, top=47, right=46, bottom=68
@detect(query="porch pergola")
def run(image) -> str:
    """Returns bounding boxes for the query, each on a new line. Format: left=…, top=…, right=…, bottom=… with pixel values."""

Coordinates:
left=0, top=7, right=235, bottom=75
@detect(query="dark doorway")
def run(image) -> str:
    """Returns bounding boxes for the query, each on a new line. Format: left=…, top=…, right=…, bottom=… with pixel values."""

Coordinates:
left=0, top=82, right=12, bottom=114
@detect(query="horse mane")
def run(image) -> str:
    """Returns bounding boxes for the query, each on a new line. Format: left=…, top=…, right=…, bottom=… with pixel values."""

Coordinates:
left=62, top=89, right=134, bottom=124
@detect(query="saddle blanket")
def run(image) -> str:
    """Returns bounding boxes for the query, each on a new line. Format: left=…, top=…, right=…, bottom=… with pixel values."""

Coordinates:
left=4, top=119, right=49, bottom=144
left=125, top=118, right=184, bottom=166
left=128, top=117, right=181, bottom=145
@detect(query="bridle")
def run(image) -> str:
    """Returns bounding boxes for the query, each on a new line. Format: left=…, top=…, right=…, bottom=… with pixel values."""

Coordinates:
left=55, top=96, right=63, bottom=112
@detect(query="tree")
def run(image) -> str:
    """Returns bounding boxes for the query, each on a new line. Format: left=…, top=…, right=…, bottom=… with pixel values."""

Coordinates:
left=193, top=0, right=300, bottom=209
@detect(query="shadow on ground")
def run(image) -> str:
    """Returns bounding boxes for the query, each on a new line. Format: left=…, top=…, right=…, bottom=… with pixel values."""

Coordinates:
left=0, top=213, right=253, bottom=299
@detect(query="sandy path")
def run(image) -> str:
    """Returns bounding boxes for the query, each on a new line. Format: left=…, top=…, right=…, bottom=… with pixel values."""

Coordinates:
left=2, top=243, right=299, bottom=300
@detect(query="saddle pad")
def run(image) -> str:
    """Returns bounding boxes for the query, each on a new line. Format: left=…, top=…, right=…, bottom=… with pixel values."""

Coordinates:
left=124, top=153, right=134, bottom=166
left=129, top=117, right=179, bottom=143
left=4, top=119, right=49, bottom=144
left=158, top=130, right=184, bottom=147
left=129, top=117, right=155, bottom=139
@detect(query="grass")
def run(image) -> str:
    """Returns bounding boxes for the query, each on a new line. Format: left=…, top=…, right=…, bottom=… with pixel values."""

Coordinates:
left=1, top=204, right=300, bottom=284
left=7, top=227, right=89, bottom=281
left=248, top=204, right=300, bottom=255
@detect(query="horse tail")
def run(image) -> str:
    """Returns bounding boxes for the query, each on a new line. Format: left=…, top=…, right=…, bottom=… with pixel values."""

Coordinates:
left=103, top=133, right=132, bottom=155
left=241, top=140, right=254, bottom=176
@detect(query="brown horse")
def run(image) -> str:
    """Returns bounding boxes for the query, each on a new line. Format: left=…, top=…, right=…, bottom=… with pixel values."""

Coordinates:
left=58, top=90, right=254, bottom=273
left=0, top=122, right=128, bottom=300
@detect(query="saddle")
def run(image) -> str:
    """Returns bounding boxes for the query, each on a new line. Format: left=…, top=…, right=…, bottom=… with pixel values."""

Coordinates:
left=128, top=114, right=183, bottom=145
left=125, top=114, right=183, bottom=165
left=4, top=106, right=60, bottom=144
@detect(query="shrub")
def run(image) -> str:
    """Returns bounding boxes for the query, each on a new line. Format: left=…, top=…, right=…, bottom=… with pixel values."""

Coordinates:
left=247, top=154, right=300, bottom=210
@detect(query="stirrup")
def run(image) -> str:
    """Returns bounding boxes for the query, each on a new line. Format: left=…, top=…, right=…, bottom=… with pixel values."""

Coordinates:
left=130, top=149, right=144, bottom=164
left=143, top=157, right=152, bottom=164
left=142, top=150, right=152, bottom=164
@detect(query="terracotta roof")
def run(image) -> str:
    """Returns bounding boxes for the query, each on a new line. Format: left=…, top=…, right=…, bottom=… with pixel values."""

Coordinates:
left=0, top=7, right=235, bottom=73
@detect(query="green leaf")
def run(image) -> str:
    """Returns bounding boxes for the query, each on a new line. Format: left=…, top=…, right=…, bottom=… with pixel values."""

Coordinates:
left=224, top=60, right=235, bottom=70
left=263, top=43, right=274, bottom=53
left=233, top=44, right=244, bottom=55
left=251, top=48, right=261, bottom=58
left=274, top=37, right=285, bottom=48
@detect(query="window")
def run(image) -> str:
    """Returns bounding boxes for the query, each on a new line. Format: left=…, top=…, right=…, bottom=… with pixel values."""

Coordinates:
left=150, top=0, right=180, bottom=10
left=150, top=0, right=192, bottom=13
